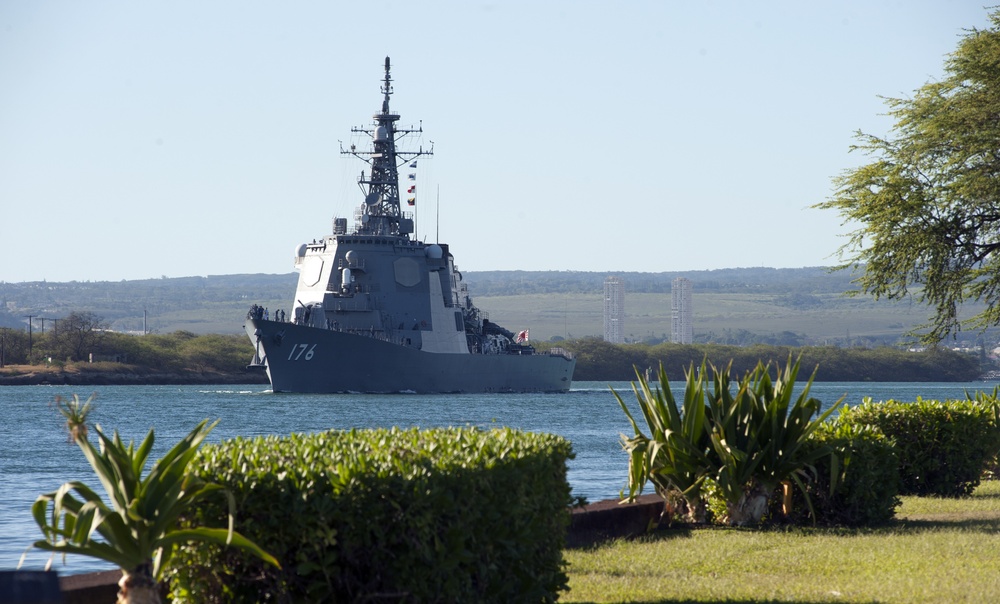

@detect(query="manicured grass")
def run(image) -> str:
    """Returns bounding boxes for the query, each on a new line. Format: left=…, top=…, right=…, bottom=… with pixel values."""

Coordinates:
left=563, top=480, right=1000, bottom=603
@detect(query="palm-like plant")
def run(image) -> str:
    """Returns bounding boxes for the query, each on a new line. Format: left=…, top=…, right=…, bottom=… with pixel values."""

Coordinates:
left=53, top=393, right=95, bottom=443
left=616, top=356, right=843, bottom=527
left=616, top=362, right=713, bottom=523
left=29, top=418, right=279, bottom=604
left=707, top=358, right=843, bottom=525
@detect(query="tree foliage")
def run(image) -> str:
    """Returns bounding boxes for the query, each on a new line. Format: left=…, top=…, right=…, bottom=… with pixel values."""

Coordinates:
left=0, top=318, right=256, bottom=375
left=50, top=311, right=108, bottom=361
left=0, top=327, right=29, bottom=366
left=562, top=338, right=981, bottom=382
left=817, top=10, right=1000, bottom=343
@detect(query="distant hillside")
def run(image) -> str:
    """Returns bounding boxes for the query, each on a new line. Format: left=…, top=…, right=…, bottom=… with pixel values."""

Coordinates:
left=0, top=273, right=295, bottom=334
left=462, top=267, right=857, bottom=295
left=1, top=268, right=849, bottom=332
left=0, top=268, right=990, bottom=348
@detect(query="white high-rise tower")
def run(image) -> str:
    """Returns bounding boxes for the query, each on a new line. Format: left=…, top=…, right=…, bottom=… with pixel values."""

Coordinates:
left=671, top=277, right=693, bottom=344
left=603, top=276, right=625, bottom=344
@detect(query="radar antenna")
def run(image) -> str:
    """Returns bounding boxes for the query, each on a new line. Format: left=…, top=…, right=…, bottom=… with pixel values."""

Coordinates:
left=340, top=56, right=434, bottom=237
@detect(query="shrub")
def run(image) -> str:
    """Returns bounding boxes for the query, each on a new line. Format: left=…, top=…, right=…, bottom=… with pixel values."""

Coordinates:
left=969, top=389, right=1000, bottom=479
left=617, top=356, right=842, bottom=527
left=168, top=426, right=574, bottom=603
left=782, top=417, right=900, bottom=526
left=845, top=397, right=1000, bottom=496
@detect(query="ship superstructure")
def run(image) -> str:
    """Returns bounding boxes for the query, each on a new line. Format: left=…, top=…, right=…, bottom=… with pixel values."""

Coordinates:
left=244, top=57, right=575, bottom=393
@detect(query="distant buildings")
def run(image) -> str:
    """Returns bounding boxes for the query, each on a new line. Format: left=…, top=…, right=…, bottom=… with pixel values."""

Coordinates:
left=671, top=277, right=693, bottom=344
left=603, top=276, right=624, bottom=344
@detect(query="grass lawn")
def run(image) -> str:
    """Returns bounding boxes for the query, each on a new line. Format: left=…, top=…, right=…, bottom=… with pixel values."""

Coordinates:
left=563, top=480, right=1000, bottom=603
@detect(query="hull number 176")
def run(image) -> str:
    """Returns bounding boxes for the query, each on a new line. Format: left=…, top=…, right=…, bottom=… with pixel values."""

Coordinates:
left=288, top=343, right=316, bottom=361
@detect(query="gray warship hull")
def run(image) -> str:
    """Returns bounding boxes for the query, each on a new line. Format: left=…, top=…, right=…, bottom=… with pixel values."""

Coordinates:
left=246, top=319, right=575, bottom=394
left=243, top=57, right=575, bottom=394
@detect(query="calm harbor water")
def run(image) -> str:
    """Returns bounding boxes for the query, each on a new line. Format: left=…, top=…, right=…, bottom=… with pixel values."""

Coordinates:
left=2, top=380, right=996, bottom=575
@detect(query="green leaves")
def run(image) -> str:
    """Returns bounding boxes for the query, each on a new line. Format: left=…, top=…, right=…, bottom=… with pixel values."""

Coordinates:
left=53, top=393, right=95, bottom=443
left=617, top=356, right=843, bottom=526
left=705, top=358, right=843, bottom=525
left=615, top=363, right=712, bottom=522
left=29, top=416, right=279, bottom=581
left=793, top=418, right=901, bottom=526
left=168, top=426, right=574, bottom=603
left=844, top=394, right=1000, bottom=496
left=815, top=8, right=1000, bottom=343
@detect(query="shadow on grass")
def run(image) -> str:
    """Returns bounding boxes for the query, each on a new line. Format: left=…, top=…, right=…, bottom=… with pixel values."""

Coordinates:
left=566, top=523, right=697, bottom=550
left=894, top=516, right=1000, bottom=532
left=580, top=512, right=1000, bottom=547
left=568, top=599, right=881, bottom=604
left=971, top=487, right=1000, bottom=500
left=768, top=514, right=1000, bottom=537
left=805, top=513, right=1000, bottom=535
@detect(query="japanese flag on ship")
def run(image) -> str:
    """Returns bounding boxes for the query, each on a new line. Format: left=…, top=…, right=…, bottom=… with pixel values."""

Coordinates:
left=515, top=329, right=529, bottom=343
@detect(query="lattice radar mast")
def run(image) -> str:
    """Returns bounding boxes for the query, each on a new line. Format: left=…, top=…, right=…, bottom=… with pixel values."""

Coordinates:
left=340, top=56, right=434, bottom=238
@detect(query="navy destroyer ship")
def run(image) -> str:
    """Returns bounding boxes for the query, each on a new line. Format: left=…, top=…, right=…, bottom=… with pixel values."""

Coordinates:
left=245, top=57, right=575, bottom=393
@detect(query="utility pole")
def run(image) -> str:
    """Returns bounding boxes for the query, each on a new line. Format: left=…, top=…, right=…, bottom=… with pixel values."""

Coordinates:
left=25, top=315, right=34, bottom=363
left=0, top=328, right=5, bottom=368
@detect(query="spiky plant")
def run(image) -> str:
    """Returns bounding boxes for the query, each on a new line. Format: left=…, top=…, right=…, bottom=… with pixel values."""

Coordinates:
left=616, top=356, right=843, bottom=527
left=706, top=357, right=843, bottom=526
left=615, top=362, right=713, bottom=523
left=29, top=417, right=279, bottom=604
left=53, top=393, right=95, bottom=443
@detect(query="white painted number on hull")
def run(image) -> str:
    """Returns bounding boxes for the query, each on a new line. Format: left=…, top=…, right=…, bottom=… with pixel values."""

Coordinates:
left=288, top=343, right=317, bottom=361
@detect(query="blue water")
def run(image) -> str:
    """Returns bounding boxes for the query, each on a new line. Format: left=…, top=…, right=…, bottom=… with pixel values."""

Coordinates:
left=2, top=380, right=996, bottom=575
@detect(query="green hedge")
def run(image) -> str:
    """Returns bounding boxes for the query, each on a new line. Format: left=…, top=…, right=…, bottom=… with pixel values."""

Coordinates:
left=780, top=418, right=900, bottom=526
left=843, top=397, right=1000, bottom=497
left=167, top=426, right=574, bottom=603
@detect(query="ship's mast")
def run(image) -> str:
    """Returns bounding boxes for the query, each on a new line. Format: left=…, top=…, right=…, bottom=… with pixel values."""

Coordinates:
left=341, top=57, right=433, bottom=237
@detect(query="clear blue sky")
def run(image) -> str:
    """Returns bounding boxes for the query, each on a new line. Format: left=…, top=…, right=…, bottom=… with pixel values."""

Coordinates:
left=0, top=1, right=990, bottom=283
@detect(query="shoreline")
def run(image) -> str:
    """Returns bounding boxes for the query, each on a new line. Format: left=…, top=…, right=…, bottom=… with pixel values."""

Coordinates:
left=0, top=367, right=269, bottom=387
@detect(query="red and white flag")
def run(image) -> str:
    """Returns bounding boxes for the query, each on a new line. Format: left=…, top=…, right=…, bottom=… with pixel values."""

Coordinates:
left=515, top=329, right=529, bottom=343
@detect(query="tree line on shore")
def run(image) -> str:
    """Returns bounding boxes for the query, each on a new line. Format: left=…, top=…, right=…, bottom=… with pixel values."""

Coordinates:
left=552, top=338, right=983, bottom=382
left=0, top=312, right=984, bottom=382
left=0, top=312, right=251, bottom=375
